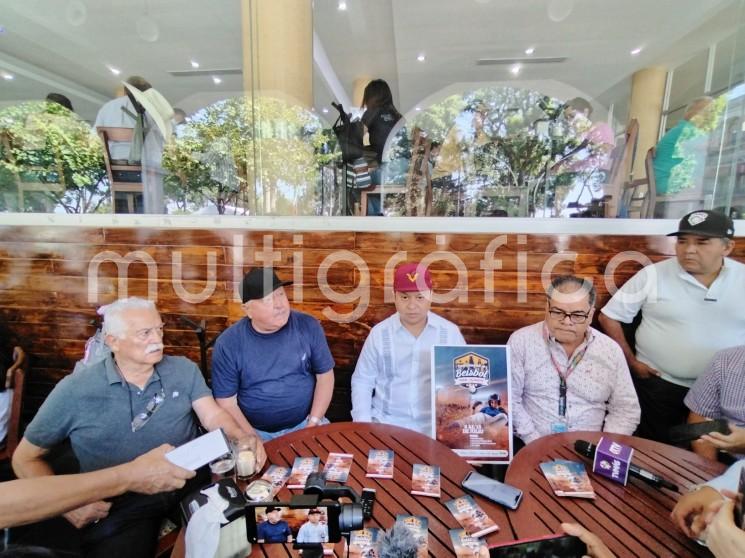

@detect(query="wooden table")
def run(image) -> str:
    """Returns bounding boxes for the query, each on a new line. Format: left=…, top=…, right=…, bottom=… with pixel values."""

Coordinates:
left=173, top=422, right=516, bottom=557
left=504, top=431, right=727, bottom=557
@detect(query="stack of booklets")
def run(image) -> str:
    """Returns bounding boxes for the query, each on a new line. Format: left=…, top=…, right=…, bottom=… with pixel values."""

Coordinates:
left=260, top=464, right=291, bottom=498
left=366, top=449, right=394, bottom=478
left=323, top=452, right=353, bottom=482
left=410, top=464, right=441, bottom=497
left=445, top=495, right=499, bottom=538
left=540, top=459, right=595, bottom=498
left=287, top=456, right=320, bottom=489
left=347, top=527, right=382, bottom=558
left=395, top=515, right=428, bottom=558
left=449, top=528, right=488, bottom=557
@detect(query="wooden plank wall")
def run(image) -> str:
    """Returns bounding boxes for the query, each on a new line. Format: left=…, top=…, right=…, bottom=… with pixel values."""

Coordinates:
left=1, top=225, right=743, bottom=425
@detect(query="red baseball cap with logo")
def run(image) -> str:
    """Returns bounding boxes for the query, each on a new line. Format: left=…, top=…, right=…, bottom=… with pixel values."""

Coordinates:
left=393, top=262, right=433, bottom=292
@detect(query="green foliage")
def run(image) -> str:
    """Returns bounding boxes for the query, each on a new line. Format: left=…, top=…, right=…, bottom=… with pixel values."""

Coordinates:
left=386, top=87, right=587, bottom=216
left=0, top=101, right=107, bottom=212
left=163, top=96, right=333, bottom=215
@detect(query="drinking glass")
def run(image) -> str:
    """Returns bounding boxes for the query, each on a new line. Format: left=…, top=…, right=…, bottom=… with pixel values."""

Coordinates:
left=209, top=452, right=236, bottom=481
left=234, top=435, right=258, bottom=480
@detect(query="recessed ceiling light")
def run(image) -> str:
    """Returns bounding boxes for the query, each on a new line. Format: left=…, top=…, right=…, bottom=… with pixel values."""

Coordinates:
left=212, top=76, right=222, bottom=84
left=630, top=47, right=642, bottom=56
left=525, top=47, right=535, bottom=55
left=417, top=53, right=426, bottom=62
left=510, top=64, right=521, bottom=75
left=190, top=60, right=200, bottom=69
left=322, top=107, right=329, bottom=113
left=338, top=1, right=347, bottom=10
left=107, top=65, right=121, bottom=76
left=1, top=72, right=14, bottom=81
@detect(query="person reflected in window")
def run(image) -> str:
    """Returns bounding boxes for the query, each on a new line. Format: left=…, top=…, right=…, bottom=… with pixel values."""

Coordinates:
left=360, top=79, right=402, bottom=215
left=653, top=97, right=715, bottom=199
left=554, top=97, right=615, bottom=216
left=45, top=93, right=74, bottom=113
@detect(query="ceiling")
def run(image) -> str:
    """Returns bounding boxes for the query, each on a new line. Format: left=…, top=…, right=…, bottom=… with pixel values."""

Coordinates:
left=0, top=0, right=742, bottom=124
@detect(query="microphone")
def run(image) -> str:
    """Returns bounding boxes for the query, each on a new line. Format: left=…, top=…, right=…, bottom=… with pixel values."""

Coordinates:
left=574, top=440, right=678, bottom=492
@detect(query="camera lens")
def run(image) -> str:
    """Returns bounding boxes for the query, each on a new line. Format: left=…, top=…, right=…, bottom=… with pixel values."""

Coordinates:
left=338, top=503, right=363, bottom=533
left=304, top=472, right=327, bottom=495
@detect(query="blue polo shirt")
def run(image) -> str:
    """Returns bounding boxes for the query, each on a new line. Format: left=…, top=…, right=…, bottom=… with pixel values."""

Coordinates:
left=211, top=311, right=335, bottom=432
left=24, top=354, right=212, bottom=472
left=257, top=519, right=292, bottom=543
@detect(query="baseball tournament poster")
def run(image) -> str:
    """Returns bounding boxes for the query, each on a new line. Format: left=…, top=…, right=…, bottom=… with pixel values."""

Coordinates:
left=431, top=345, right=512, bottom=464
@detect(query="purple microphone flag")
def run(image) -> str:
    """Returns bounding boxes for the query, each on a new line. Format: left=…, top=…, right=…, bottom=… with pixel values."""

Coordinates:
left=592, top=437, right=634, bottom=485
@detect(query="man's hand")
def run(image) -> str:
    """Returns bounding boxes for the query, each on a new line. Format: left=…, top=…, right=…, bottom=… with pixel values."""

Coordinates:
left=255, top=438, right=267, bottom=470
left=561, top=523, right=616, bottom=558
left=701, top=425, right=745, bottom=453
left=63, top=501, right=112, bottom=529
left=671, top=486, right=724, bottom=538
left=629, top=359, right=660, bottom=379
left=121, top=444, right=196, bottom=495
left=705, top=497, right=745, bottom=558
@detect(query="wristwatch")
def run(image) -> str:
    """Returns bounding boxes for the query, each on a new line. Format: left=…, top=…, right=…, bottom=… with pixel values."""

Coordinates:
left=308, top=415, right=322, bottom=426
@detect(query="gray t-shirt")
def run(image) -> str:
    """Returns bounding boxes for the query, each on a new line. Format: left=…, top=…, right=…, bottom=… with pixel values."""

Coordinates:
left=24, top=354, right=212, bottom=472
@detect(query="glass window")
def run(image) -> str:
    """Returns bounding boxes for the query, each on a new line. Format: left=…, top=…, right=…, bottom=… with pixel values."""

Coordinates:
left=0, top=0, right=744, bottom=218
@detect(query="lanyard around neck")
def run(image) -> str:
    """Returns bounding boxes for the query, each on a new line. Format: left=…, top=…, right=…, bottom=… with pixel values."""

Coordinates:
left=543, top=325, right=592, bottom=417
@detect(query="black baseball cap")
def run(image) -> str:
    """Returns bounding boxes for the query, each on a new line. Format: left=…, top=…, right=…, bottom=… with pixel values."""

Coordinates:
left=240, top=268, right=292, bottom=303
left=265, top=506, right=280, bottom=513
left=667, top=210, right=735, bottom=239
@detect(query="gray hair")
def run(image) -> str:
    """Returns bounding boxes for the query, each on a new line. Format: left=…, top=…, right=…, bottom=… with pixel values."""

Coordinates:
left=546, top=275, right=596, bottom=307
left=100, top=297, right=157, bottom=338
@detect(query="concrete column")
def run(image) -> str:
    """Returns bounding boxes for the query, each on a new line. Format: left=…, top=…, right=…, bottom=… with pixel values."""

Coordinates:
left=241, top=0, right=313, bottom=107
left=628, top=66, right=668, bottom=178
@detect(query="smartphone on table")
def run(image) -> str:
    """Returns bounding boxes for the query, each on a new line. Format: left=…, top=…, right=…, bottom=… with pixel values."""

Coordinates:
left=668, top=419, right=730, bottom=444
left=489, top=534, right=587, bottom=557
left=462, top=470, right=523, bottom=510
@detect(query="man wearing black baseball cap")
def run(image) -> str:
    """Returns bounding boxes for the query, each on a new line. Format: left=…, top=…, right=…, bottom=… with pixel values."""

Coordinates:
left=296, top=507, right=328, bottom=543
left=211, top=268, right=335, bottom=440
left=257, top=506, right=292, bottom=543
left=599, top=210, right=745, bottom=444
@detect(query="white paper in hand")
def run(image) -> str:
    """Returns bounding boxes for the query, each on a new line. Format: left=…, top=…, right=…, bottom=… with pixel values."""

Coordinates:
left=166, top=429, right=231, bottom=471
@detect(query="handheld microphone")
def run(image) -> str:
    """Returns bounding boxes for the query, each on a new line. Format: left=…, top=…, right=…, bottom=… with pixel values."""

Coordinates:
left=574, top=440, right=678, bottom=492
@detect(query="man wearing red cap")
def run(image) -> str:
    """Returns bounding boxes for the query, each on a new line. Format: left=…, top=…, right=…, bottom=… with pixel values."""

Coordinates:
left=351, top=262, right=465, bottom=435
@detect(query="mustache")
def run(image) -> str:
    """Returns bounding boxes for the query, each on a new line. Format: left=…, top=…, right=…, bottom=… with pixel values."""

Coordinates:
left=145, top=343, right=164, bottom=354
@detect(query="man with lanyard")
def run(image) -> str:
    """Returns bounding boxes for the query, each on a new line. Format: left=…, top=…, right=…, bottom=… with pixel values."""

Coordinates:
left=351, top=261, right=466, bottom=435
left=508, top=275, right=639, bottom=446
left=599, top=209, right=745, bottom=443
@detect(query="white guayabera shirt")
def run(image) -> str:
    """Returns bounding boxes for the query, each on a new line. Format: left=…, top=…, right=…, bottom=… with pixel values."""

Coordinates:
left=351, top=311, right=465, bottom=435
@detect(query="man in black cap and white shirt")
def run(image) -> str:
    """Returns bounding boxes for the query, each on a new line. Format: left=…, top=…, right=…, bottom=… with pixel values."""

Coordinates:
left=212, top=268, right=335, bottom=441
left=599, top=210, right=745, bottom=443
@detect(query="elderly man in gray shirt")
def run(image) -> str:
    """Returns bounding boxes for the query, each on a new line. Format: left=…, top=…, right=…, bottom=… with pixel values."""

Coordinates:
left=12, top=297, right=263, bottom=558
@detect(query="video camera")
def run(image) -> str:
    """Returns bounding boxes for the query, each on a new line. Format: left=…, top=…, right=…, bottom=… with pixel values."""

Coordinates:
left=245, top=472, right=364, bottom=552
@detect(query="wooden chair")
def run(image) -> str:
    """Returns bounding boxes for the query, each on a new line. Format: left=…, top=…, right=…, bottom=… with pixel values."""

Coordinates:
left=619, top=178, right=652, bottom=218
left=1, top=132, right=65, bottom=211
left=96, top=127, right=143, bottom=213
left=604, top=118, right=638, bottom=217
left=360, top=127, right=432, bottom=216
left=0, top=346, right=28, bottom=462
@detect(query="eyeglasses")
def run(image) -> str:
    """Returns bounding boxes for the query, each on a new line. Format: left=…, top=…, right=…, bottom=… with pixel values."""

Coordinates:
left=131, top=389, right=165, bottom=432
left=548, top=307, right=591, bottom=324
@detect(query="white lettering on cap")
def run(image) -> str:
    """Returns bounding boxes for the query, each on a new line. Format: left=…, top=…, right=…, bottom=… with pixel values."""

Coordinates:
left=688, top=212, right=708, bottom=226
